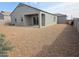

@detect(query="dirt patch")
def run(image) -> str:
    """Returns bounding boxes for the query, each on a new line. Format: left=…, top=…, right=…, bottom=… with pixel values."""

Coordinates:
left=0, top=24, right=79, bottom=57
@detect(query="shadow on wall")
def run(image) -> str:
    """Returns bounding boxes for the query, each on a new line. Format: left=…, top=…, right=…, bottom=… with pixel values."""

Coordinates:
left=35, top=25, right=79, bottom=57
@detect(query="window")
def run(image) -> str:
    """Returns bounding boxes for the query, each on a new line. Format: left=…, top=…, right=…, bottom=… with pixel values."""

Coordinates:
left=15, top=18, right=17, bottom=22
left=21, top=17, right=23, bottom=22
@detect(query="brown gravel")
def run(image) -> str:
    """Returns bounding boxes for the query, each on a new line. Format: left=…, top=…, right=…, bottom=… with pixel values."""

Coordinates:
left=0, top=24, right=79, bottom=57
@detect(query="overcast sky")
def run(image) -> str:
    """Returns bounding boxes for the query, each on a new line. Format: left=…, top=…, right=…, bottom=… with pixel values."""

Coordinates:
left=0, top=2, right=79, bottom=19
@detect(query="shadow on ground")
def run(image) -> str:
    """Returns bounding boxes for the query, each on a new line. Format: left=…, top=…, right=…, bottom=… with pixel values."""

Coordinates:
left=35, top=25, right=79, bottom=57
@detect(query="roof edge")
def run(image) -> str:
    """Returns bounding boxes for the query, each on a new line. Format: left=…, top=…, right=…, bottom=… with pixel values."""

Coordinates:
left=10, top=3, right=55, bottom=15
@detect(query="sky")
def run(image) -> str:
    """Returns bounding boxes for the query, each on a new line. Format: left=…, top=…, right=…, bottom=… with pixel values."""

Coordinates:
left=0, top=2, right=79, bottom=19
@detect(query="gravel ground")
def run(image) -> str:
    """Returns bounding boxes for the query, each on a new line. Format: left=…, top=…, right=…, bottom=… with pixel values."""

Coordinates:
left=0, top=24, right=79, bottom=57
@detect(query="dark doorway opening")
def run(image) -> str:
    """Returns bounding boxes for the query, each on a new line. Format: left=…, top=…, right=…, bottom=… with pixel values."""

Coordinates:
left=33, top=17, right=39, bottom=25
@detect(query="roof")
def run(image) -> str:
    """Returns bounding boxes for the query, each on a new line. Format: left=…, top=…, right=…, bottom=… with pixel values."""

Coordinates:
left=54, top=13, right=67, bottom=16
left=10, top=3, right=55, bottom=15
left=10, top=3, right=67, bottom=17
left=0, top=11, right=11, bottom=16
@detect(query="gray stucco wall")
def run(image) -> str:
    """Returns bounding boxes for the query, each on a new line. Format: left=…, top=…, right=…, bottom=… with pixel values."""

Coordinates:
left=0, top=14, right=11, bottom=24
left=74, top=19, right=79, bottom=32
left=45, top=14, right=57, bottom=26
left=11, top=4, right=57, bottom=27
left=11, top=5, right=40, bottom=26
left=40, top=11, right=57, bottom=26
left=74, top=19, right=77, bottom=28
left=24, top=15, right=33, bottom=25
left=4, top=15, right=11, bottom=24
left=57, top=16, right=66, bottom=24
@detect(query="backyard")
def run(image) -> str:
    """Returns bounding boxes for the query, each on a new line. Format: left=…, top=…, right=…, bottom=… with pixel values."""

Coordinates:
left=0, top=24, right=79, bottom=56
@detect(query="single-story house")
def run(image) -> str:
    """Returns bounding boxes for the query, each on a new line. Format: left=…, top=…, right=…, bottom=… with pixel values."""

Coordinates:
left=0, top=11, right=11, bottom=24
left=10, top=3, right=67, bottom=28
left=54, top=14, right=67, bottom=24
